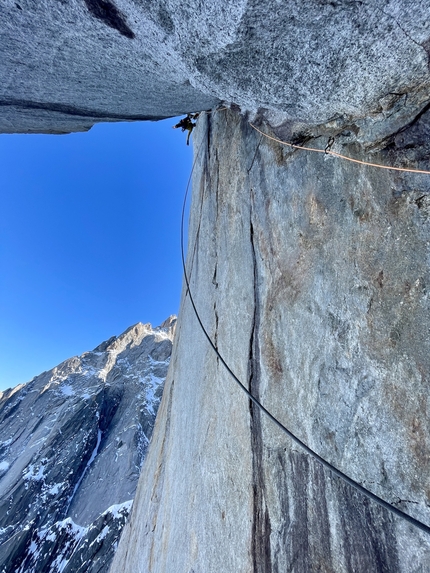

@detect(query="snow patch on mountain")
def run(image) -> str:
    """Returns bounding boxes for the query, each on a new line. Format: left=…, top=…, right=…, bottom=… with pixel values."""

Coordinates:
left=0, top=317, right=175, bottom=573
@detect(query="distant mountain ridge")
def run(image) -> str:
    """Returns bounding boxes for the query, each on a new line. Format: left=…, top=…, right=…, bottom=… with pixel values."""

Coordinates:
left=0, top=317, right=175, bottom=573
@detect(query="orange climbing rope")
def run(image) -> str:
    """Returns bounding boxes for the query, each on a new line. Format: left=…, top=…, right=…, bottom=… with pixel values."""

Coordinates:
left=249, top=122, right=430, bottom=175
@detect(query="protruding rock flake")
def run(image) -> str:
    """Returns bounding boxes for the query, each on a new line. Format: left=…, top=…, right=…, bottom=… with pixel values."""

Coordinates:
left=0, top=319, right=175, bottom=573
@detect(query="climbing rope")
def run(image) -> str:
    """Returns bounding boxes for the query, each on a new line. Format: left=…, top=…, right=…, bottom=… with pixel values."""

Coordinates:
left=180, top=109, right=430, bottom=536
left=249, top=123, right=430, bottom=175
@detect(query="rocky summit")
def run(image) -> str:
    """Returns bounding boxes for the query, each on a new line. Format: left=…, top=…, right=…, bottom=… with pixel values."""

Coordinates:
left=0, top=317, right=175, bottom=573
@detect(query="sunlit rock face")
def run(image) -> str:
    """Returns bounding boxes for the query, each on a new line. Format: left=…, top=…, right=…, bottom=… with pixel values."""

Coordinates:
left=111, top=109, right=430, bottom=572
left=0, top=317, right=175, bottom=573
left=2, top=0, right=430, bottom=136
left=2, top=1, right=430, bottom=571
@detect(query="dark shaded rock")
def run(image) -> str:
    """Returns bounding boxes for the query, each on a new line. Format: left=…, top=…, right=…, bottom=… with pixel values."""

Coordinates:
left=83, top=0, right=135, bottom=39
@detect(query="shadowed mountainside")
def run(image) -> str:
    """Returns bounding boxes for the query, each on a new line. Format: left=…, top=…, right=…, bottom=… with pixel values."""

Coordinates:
left=0, top=317, right=175, bottom=573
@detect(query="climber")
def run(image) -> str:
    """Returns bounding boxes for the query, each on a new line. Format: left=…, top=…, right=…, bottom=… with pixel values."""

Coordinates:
left=173, top=113, right=200, bottom=145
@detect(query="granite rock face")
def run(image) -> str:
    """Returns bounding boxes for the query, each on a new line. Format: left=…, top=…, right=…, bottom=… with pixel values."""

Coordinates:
left=2, top=0, right=430, bottom=135
left=0, top=317, right=175, bottom=573
left=3, top=1, right=430, bottom=571
left=111, top=110, right=430, bottom=572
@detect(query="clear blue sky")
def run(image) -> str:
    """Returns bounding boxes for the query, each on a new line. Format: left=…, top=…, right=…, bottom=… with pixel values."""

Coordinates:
left=0, top=119, right=192, bottom=390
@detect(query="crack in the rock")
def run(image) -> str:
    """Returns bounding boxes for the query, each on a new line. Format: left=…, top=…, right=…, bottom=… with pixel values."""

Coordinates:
left=415, top=194, right=430, bottom=209
left=207, top=112, right=212, bottom=156
left=213, top=302, right=219, bottom=355
left=83, top=0, right=135, bottom=39
left=390, top=17, right=423, bottom=49
left=186, top=126, right=211, bottom=295
left=248, top=199, right=272, bottom=573
left=373, top=5, right=423, bottom=50
left=248, top=135, right=263, bottom=173
left=380, top=99, right=430, bottom=147
left=392, top=498, right=420, bottom=506
left=186, top=217, right=201, bottom=300
left=215, top=149, right=220, bottom=220
left=212, top=265, right=218, bottom=289
left=213, top=144, right=219, bottom=359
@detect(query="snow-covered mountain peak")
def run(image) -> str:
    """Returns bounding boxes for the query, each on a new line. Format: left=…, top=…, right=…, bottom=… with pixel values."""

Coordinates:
left=0, top=318, right=174, bottom=573
left=92, top=317, right=176, bottom=359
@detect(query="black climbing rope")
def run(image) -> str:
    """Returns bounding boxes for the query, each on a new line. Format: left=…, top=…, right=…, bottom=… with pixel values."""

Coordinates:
left=180, top=112, right=430, bottom=536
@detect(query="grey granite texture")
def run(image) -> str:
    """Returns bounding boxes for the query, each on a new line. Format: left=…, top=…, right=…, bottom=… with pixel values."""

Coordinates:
left=3, top=1, right=430, bottom=570
left=0, top=318, right=175, bottom=573
left=0, top=0, right=219, bottom=133
left=2, top=0, right=430, bottom=136
left=111, top=110, right=430, bottom=572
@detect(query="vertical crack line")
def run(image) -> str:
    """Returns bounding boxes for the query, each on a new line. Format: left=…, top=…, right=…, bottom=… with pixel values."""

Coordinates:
left=213, top=303, right=219, bottom=348
left=248, top=203, right=272, bottom=573
left=215, top=149, right=220, bottom=214
left=207, top=112, right=212, bottom=156
left=248, top=135, right=263, bottom=174
left=213, top=148, right=220, bottom=277
left=212, top=264, right=218, bottom=289
left=212, top=146, right=220, bottom=363
left=186, top=217, right=201, bottom=300
left=186, top=130, right=211, bottom=298
left=213, top=302, right=219, bottom=367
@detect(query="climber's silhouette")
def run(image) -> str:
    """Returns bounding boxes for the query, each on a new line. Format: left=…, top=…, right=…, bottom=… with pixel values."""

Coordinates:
left=173, top=113, right=199, bottom=145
